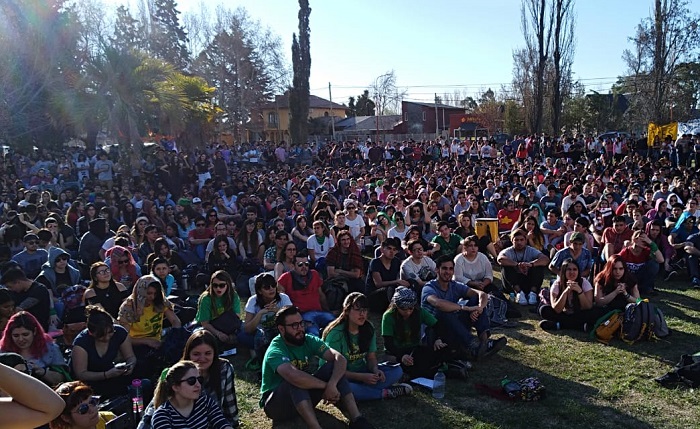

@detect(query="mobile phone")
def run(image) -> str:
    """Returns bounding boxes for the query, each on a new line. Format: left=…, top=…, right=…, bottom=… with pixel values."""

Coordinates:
left=114, top=362, right=130, bottom=370
left=381, top=361, right=401, bottom=368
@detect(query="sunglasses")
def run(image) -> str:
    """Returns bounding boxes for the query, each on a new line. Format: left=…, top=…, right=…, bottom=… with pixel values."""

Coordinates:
left=118, top=259, right=129, bottom=265
left=296, top=261, right=310, bottom=267
left=74, top=396, right=101, bottom=415
left=179, top=376, right=204, bottom=386
left=211, top=281, right=228, bottom=289
left=196, top=223, right=206, bottom=227
left=261, top=284, right=276, bottom=290
left=56, top=255, right=69, bottom=261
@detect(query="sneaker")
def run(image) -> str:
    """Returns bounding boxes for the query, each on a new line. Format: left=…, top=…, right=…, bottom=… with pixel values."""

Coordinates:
left=382, top=383, right=413, bottom=399
left=483, top=337, right=508, bottom=358
left=517, top=292, right=527, bottom=305
left=528, top=291, right=538, bottom=305
left=350, top=416, right=377, bottom=429
left=539, top=320, right=560, bottom=331
left=654, top=371, right=681, bottom=386
left=664, top=270, right=678, bottom=281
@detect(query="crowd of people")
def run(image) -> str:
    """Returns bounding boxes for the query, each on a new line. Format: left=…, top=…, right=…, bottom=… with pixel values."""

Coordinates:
left=0, top=131, right=699, bottom=428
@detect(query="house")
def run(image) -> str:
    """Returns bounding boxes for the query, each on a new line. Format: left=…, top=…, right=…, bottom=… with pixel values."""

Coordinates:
left=257, top=94, right=347, bottom=142
left=394, top=101, right=464, bottom=135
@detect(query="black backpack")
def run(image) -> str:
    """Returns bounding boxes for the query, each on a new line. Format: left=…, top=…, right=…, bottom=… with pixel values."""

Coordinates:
left=621, top=300, right=668, bottom=344
left=322, top=277, right=349, bottom=313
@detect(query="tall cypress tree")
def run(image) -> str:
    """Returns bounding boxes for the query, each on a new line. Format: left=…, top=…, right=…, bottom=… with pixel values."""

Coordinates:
left=149, top=0, right=189, bottom=69
left=289, top=0, right=311, bottom=145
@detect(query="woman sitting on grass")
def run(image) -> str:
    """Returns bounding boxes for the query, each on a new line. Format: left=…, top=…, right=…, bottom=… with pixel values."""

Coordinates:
left=381, top=287, right=456, bottom=379
left=51, top=381, right=116, bottom=429
left=538, top=259, right=597, bottom=332
left=322, top=292, right=411, bottom=401
left=195, top=271, right=242, bottom=346
left=593, top=254, right=640, bottom=311
left=152, top=360, right=233, bottom=429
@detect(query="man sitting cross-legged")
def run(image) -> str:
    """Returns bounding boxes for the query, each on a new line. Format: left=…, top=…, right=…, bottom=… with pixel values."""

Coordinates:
left=260, top=305, right=375, bottom=429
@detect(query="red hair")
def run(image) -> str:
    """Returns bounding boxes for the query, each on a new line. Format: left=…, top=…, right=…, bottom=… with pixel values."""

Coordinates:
left=0, top=311, right=52, bottom=357
left=594, top=254, right=636, bottom=294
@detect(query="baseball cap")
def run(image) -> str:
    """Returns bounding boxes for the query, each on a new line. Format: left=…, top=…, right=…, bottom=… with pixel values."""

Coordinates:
left=192, top=197, right=202, bottom=204
left=491, top=193, right=502, bottom=201
left=570, top=232, right=584, bottom=243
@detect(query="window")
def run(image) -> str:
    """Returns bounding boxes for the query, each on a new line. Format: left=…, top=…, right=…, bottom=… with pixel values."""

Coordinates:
left=268, top=112, right=278, bottom=127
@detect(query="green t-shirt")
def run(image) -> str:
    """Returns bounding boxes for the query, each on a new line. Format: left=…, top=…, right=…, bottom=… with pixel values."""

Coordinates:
left=381, top=308, right=437, bottom=349
left=195, top=293, right=241, bottom=323
left=432, top=233, right=462, bottom=258
left=322, top=322, right=377, bottom=373
left=259, top=334, right=329, bottom=407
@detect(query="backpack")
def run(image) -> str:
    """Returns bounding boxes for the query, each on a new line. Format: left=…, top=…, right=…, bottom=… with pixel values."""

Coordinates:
left=485, top=294, right=510, bottom=327
left=590, top=309, right=623, bottom=345
left=61, top=285, right=86, bottom=312
left=501, top=377, right=545, bottom=401
left=620, top=300, right=657, bottom=344
left=321, top=277, right=349, bottom=313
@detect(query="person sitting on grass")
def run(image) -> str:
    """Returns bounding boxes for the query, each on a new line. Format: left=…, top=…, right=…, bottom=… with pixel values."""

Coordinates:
left=195, top=271, right=242, bottom=346
left=260, top=305, right=376, bottom=429
left=593, top=254, right=640, bottom=311
left=549, top=231, right=593, bottom=279
left=617, top=230, right=664, bottom=295
left=497, top=228, right=550, bottom=306
left=322, top=292, right=411, bottom=401
left=366, top=237, right=409, bottom=312
left=382, top=286, right=456, bottom=378
left=152, top=360, right=234, bottom=429
left=421, top=256, right=507, bottom=361
left=50, top=381, right=117, bottom=429
left=538, top=259, right=597, bottom=332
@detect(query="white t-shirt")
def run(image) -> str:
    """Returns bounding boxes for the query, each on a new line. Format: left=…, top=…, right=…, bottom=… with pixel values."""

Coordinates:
left=344, top=214, right=366, bottom=242
left=307, top=234, right=334, bottom=259
left=388, top=226, right=407, bottom=241
left=400, top=257, right=436, bottom=282
left=244, top=293, right=292, bottom=330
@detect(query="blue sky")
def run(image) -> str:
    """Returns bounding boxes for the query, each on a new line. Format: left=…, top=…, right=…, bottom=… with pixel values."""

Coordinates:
left=126, top=0, right=661, bottom=104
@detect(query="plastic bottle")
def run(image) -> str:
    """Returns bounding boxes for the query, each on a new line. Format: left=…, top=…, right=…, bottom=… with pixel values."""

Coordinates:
left=432, top=369, right=446, bottom=399
left=509, top=292, right=516, bottom=302
left=132, top=379, right=144, bottom=417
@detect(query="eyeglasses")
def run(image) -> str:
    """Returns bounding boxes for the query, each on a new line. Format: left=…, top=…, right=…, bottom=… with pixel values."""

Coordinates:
left=284, top=321, right=307, bottom=330
left=296, top=261, right=310, bottom=267
left=261, top=284, right=276, bottom=290
left=351, top=305, right=369, bottom=314
left=179, top=376, right=204, bottom=386
left=118, top=259, right=129, bottom=265
left=74, top=396, right=101, bottom=415
left=211, top=281, right=228, bottom=289
left=96, top=268, right=110, bottom=275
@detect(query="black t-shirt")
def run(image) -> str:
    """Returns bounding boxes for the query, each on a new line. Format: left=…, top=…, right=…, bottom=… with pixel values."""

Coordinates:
left=9, top=281, right=51, bottom=331
left=365, top=257, right=401, bottom=292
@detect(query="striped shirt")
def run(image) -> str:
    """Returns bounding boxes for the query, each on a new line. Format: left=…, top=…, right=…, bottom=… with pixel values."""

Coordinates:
left=152, top=393, right=230, bottom=429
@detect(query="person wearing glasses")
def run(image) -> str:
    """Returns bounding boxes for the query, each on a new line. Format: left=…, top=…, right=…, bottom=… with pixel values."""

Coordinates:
left=239, top=273, right=292, bottom=364
left=36, top=247, right=82, bottom=320
left=152, top=360, right=233, bottom=429
left=195, top=271, right=242, bottom=346
left=322, top=292, right=411, bottom=401
left=84, top=262, right=129, bottom=319
left=50, top=381, right=115, bottom=429
left=11, top=232, right=48, bottom=279
left=187, top=216, right=214, bottom=262
left=277, top=253, right=335, bottom=337
left=104, top=245, right=141, bottom=292
left=260, top=305, right=376, bottom=429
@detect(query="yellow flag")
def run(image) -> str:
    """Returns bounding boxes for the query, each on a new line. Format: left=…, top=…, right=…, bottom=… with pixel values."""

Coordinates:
left=647, top=122, right=678, bottom=147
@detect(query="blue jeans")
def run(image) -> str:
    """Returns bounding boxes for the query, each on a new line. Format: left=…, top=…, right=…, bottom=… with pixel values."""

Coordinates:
left=349, top=364, right=403, bottom=401
left=436, top=296, right=490, bottom=350
left=632, top=260, right=659, bottom=293
left=301, top=311, right=335, bottom=337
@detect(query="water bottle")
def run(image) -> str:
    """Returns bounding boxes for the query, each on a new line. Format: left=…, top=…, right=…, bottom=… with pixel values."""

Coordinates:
left=131, top=379, right=144, bottom=417
left=509, top=292, right=516, bottom=302
left=432, top=369, right=446, bottom=399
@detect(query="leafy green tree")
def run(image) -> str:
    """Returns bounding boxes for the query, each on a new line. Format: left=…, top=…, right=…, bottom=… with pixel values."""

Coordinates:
left=111, top=5, right=146, bottom=53
left=149, top=0, right=190, bottom=69
left=355, top=90, right=376, bottom=116
left=289, top=0, right=311, bottom=145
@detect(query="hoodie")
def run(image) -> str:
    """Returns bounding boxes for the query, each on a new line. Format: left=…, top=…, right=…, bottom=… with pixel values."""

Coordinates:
left=79, top=218, right=112, bottom=265
left=36, top=247, right=81, bottom=295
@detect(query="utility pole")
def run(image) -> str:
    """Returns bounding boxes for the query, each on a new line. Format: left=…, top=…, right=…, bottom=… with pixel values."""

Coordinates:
left=329, top=82, right=336, bottom=141
left=434, top=93, right=439, bottom=136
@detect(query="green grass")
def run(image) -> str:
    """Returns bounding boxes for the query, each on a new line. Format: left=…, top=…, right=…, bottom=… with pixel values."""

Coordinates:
left=228, top=273, right=700, bottom=429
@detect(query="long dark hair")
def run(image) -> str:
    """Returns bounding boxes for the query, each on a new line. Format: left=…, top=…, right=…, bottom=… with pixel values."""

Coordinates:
left=181, top=330, right=223, bottom=399
left=201, top=270, right=237, bottom=317
left=558, top=259, right=582, bottom=312
left=322, top=293, right=374, bottom=353
left=153, top=360, right=198, bottom=408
